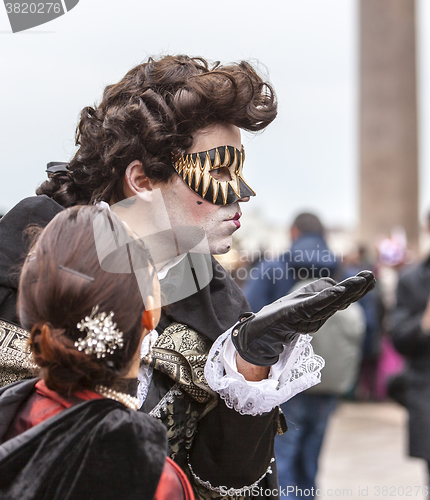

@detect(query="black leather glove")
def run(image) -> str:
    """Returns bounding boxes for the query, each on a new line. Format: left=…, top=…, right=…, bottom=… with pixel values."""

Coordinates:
left=232, top=270, right=375, bottom=367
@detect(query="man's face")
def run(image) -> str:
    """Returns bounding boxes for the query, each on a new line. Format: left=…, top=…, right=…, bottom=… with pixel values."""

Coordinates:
left=157, top=123, right=249, bottom=255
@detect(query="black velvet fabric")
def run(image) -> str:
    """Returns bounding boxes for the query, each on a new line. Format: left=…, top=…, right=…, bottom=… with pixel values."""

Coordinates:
left=189, top=401, right=278, bottom=489
left=161, top=256, right=250, bottom=341
left=0, top=196, right=63, bottom=323
left=0, top=379, right=167, bottom=500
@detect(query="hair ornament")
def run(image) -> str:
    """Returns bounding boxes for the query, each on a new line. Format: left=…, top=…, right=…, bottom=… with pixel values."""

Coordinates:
left=58, top=265, right=95, bottom=282
left=75, top=305, right=124, bottom=358
left=46, top=162, right=70, bottom=174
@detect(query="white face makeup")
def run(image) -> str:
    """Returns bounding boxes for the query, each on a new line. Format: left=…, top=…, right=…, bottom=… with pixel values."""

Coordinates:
left=94, top=199, right=213, bottom=307
left=158, top=123, right=250, bottom=254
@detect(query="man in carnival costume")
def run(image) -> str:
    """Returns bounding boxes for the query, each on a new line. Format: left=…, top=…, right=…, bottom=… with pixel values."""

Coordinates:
left=0, top=55, right=375, bottom=499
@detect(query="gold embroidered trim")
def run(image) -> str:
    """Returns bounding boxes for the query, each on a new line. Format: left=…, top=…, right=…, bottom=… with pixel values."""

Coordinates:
left=0, top=319, right=37, bottom=388
left=149, top=322, right=217, bottom=404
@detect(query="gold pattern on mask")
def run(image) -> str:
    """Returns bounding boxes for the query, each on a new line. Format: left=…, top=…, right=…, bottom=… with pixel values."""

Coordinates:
left=173, top=145, right=256, bottom=205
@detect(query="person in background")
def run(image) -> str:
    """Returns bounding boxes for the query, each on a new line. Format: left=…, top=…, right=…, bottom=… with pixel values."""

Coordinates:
left=391, top=211, right=430, bottom=485
left=243, top=213, right=340, bottom=310
left=274, top=284, right=365, bottom=498
left=343, top=244, right=383, bottom=401
left=243, top=213, right=365, bottom=497
left=0, top=205, right=194, bottom=500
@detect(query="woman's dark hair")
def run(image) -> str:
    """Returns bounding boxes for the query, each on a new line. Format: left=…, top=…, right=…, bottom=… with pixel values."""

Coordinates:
left=18, top=205, right=153, bottom=395
left=36, top=54, right=277, bottom=207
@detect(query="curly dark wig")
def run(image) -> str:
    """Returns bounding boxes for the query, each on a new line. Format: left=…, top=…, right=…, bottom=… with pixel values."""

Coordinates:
left=36, top=55, right=278, bottom=207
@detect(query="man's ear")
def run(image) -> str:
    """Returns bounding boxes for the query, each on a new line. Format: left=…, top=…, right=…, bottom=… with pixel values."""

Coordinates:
left=124, top=160, right=155, bottom=201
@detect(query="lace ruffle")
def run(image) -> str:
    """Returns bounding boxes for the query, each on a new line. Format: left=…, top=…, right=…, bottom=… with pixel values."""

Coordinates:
left=205, top=330, right=325, bottom=416
left=137, top=330, right=158, bottom=408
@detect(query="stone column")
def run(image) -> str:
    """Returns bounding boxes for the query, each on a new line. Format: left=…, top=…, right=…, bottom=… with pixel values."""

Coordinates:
left=359, top=0, right=419, bottom=252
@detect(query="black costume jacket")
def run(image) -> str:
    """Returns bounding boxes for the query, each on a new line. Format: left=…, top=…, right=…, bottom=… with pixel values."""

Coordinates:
left=0, top=196, right=283, bottom=500
left=0, top=378, right=167, bottom=500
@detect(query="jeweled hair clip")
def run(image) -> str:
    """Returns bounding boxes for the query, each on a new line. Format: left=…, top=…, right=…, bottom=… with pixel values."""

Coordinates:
left=75, top=305, right=124, bottom=358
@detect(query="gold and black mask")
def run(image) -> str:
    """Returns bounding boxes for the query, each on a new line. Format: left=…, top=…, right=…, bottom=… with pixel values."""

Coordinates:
left=173, top=145, right=256, bottom=205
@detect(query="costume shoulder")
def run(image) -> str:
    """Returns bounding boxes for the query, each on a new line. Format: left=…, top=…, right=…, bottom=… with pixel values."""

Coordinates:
left=77, top=406, right=168, bottom=498
left=0, top=195, right=64, bottom=323
left=92, top=404, right=168, bottom=459
left=0, top=195, right=64, bottom=269
left=0, top=398, right=167, bottom=500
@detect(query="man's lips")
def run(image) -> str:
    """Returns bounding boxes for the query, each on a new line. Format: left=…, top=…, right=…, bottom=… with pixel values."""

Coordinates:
left=227, top=212, right=241, bottom=228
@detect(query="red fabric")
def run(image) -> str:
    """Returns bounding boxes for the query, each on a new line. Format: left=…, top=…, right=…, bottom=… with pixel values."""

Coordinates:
left=154, top=458, right=195, bottom=500
left=4, top=380, right=103, bottom=441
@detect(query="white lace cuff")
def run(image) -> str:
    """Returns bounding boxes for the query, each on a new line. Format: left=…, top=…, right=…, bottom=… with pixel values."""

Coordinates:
left=204, top=328, right=325, bottom=416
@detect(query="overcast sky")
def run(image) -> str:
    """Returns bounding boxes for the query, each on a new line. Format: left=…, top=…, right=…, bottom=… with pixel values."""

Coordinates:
left=1, top=0, right=429, bottom=230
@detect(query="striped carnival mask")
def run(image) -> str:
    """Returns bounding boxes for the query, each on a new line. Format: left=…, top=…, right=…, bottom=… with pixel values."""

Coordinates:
left=173, top=145, right=256, bottom=205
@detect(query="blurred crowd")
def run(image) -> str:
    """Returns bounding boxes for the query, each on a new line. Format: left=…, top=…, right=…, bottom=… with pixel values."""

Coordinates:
left=217, top=210, right=430, bottom=497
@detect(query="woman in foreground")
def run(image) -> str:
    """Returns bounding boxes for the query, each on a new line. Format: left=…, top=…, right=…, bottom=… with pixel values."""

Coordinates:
left=0, top=205, right=194, bottom=500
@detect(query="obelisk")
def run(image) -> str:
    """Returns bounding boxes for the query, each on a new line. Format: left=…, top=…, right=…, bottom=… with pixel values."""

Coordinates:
left=359, top=0, right=419, bottom=252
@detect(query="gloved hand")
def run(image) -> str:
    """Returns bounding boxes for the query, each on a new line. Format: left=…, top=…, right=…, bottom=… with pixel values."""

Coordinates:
left=232, top=270, right=375, bottom=367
